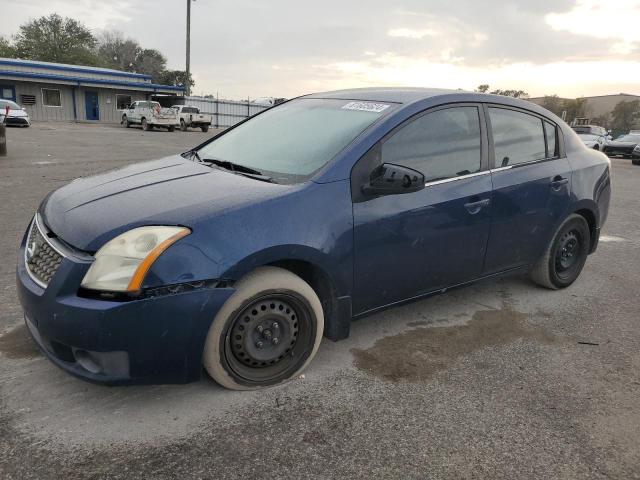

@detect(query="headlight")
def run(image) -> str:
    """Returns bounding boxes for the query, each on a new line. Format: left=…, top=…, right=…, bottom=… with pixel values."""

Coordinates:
left=81, top=226, right=190, bottom=292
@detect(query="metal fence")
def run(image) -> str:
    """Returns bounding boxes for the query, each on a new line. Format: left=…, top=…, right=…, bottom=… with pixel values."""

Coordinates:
left=181, top=96, right=269, bottom=128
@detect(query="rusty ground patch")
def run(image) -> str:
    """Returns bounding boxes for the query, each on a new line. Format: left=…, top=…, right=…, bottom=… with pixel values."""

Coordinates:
left=0, top=324, right=40, bottom=360
left=352, top=305, right=556, bottom=383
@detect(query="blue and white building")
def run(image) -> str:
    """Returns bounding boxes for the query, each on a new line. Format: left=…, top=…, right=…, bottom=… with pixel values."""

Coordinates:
left=0, top=58, right=185, bottom=123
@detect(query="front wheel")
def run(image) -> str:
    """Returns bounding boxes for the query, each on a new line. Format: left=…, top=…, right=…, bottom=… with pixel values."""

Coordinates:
left=168, top=126, right=175, bottom=132
left=122, top=115, right=130, bottom=128
left=201, top=125, right=209, bottom=133
left=180, top=119, right=187, bottom=131
left=593, top=145, right=600, bottom=151
left=529, top=214, right=590, bottom=289
left=632, top=158, right=640, bottom=165
left=203, top=267, right=324, bottom=390
left=141, top=118, right=150, bottom=131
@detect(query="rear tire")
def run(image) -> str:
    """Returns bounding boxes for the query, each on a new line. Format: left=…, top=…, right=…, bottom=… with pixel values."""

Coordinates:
left=530, top=214, right=591, bottom=289
left=203, top=266, right=324, bottom=390
left=122, top=115, right=130, bottom=128
left=168, top=126, right=175, bottom=132
left=201, top=125, right=209, bottom=133
left=632, top=158, right=640, bottom=165
left=141, top=118, right=150, bottom=131
left=593, top=145, right=599, bottom=151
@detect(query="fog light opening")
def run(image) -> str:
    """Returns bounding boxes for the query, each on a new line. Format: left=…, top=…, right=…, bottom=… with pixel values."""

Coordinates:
left=74, top=349, right=103, bottom=374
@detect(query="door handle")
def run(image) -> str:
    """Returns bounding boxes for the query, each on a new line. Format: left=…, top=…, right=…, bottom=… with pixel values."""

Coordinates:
left=464, top=198, right=490, bottom=214
left=550, top=176, right=569, bottom=190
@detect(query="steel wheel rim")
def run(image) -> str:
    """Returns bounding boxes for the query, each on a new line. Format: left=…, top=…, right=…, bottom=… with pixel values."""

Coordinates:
left=222, top=293, right=315, bottom=384
left=554, top=229, right=583, bottom=278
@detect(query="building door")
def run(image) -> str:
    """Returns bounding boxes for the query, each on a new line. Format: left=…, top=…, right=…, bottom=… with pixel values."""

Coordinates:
left=85, top=91, right=99, bottom=120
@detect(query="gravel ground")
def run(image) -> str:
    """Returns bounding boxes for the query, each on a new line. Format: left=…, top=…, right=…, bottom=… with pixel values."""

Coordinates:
left=0, top=122, right=639, bottom=479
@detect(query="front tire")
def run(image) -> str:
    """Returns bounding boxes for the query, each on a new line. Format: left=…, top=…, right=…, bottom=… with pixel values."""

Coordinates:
left=203, top=266, right=324, bottom=390
left=632, top=158, right=640, bottom=165
left=180, top=119, right=187, bottom=131
left=201, top=125, right=209, bottom=133
left=122, top=115, right=130, bottom=128
left=168, top=125, right=175, bottom=132
left=530, top=214, right=590, bottom=289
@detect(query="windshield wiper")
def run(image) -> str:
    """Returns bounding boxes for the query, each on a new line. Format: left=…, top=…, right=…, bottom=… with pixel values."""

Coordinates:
left=201, top=158, right=275, bottom=183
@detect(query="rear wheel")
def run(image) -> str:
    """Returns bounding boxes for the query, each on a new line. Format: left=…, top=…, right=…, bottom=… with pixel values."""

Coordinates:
left=122, top=115, right=130, bottom=128
left=632, top=158, right=640, bottom=165
left=203, top=266, right=323, bottom=390
left=168, top=126, right=175, bottom=132
left=141, top=118, right=150, bottom=131
left=180, top=119, right=187, bottom=131
left=593, top=145, right=600, bottom=151
left=530, top=214, right=590, bottom=289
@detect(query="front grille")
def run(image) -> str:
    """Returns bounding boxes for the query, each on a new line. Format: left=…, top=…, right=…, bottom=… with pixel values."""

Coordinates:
left=25, top=219, right=63, bottom=288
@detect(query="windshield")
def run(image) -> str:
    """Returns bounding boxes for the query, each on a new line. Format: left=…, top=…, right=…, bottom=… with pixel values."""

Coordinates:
left=578, top=133, right=598, bottom=141
left=615, top=134, right=640, bottom=142
left=197, top=98, right=393, bottom=183
left=0, top=99, right=21, bottom=110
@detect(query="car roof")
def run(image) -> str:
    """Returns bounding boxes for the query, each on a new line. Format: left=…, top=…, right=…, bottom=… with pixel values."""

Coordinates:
left=306, top=87, right=463, bottom=104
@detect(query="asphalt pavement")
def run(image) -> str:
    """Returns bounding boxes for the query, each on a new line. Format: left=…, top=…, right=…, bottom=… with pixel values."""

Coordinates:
left=1, top=122, right=639, bottom=479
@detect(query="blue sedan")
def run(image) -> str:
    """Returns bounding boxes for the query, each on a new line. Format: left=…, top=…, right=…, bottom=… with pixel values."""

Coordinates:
left=17, top=88, right=611, bottom=390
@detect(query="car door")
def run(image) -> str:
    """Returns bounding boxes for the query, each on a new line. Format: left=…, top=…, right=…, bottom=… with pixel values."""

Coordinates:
left=352, top=104, right=493, bottom=314
left=482, top=105, right=572, bottom=274
left=129, top=101, right=140, bottom=122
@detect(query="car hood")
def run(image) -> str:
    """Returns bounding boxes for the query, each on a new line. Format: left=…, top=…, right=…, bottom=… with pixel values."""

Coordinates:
left=41, top=156, right=293, bottom=251
left=9, top=109, right=28, bottom=118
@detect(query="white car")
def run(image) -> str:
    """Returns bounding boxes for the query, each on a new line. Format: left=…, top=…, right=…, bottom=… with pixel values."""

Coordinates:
left=0, top=99, right=31, bottom=127
left=120, top=101, right=179, bottom=131
left=577, top=133, right=608, bottom=151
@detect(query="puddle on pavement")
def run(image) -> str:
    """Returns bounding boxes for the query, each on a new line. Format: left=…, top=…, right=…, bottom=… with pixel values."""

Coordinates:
left=0, top=324, right=40, bottom=359
left=352, top=305, right=556, bottom=383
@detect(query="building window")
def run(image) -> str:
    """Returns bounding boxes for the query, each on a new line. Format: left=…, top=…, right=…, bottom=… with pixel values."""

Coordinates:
left=1, top=86, right=15, bottom=100
left=116, top=94, right=132, bottom=109
left=42, top=88, right=62, bottom=107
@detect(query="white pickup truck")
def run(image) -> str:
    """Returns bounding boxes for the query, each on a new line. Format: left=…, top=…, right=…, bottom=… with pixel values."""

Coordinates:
left=172, top=105, right=212, bottom=132
left=120, top=101, right=179, bottom=131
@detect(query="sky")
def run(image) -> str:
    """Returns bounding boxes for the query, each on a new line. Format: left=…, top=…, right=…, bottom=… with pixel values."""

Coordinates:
left=2, top=0, right=640, bottom=99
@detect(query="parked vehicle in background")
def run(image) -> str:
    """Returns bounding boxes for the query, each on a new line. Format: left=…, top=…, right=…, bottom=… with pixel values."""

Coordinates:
left=16, top=88, right=611, bottom=390
left=603, top=133, right=640, bottom=159
left=632, top=145, right=640, bottom=165
left=120, top=101, right=179, bottom=131
left=172, top=105, right=212, bottom=132
left=577, top=132, right=608, bottom=151
left=0, top=99, right=31, bottom=127
left=572, top=125, right=609, bottom=137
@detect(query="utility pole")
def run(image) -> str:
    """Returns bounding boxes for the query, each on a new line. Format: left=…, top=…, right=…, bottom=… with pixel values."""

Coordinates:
left=185, top=0, right=192, bottom=97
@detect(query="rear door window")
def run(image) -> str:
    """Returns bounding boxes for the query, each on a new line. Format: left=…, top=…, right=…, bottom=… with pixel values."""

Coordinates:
left=381, top=106, right=482, bottom=182
left=489, top=108, right=546, bottom=167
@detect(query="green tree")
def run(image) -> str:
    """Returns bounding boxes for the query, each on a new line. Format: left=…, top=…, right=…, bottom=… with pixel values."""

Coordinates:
left=610, top=100, right=640, bottom=133
left=490, top=88, right=528, bottom=99
left=475, top=84, right=490, bottom=93
left=158, top=70, right=195, bottom=90
left=562, top=98, right=587, bottom=124
left=134, top=49, right=167, bottom=82
left=13, top=14, right=100, bottom=65
left=97, top=31, right=141, bottom=72
left=540, top=95, right=564, bottom=117
left=0, top=36, right=16, bottom=57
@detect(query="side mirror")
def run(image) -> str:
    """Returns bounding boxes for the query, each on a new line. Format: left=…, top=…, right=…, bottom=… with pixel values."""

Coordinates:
left=362, top=163, right=425, bottom=196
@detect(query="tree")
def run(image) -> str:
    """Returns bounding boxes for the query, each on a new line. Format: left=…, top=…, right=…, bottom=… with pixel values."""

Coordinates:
left=540, top=95, right=564, bottom=117
left=134, top=49, right=167, bottom=82
left=490, top=88, right=528, bottom=99
left=475, top=84, right=490, bottom=93
left=563, top=98, right=587, bottom=123
left=97, top=31, right=141, bottom=72
left=12, top=14, right=100, bottom=65
left=158, top=70, right=195, bottom=90
left=610, top=100, right=640, bottom=133
left=0, top=36, right=16, bottom=57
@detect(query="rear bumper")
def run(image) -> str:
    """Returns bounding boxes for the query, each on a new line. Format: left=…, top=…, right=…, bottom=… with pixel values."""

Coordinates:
left=16, top=231, right=235, bottom=385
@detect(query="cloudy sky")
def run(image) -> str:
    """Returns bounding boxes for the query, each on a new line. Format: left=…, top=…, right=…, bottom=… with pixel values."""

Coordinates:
left=3, top=0, right=640, bottom=99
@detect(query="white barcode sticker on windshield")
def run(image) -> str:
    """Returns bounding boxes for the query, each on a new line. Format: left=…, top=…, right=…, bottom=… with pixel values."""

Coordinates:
left=342, top=101, right=390, bottom=113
